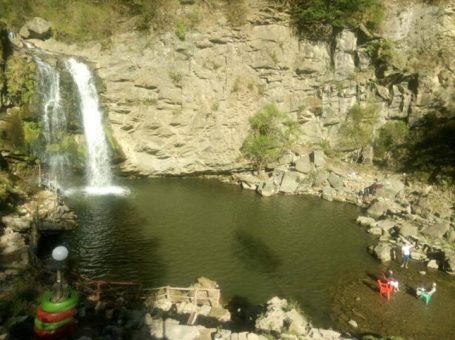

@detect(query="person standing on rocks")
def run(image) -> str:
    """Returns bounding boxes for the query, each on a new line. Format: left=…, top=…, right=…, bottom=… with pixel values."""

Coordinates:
left=401, top=242, right=412, bottom=269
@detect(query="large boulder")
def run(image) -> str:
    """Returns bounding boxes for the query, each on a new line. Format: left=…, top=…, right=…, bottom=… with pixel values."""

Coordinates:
left=398, top=221, right=419, bottom=238
left=280, top=171, right=304, bottom=194
left=375, top=177, right=404, bottom=199
left=257, top=178, right=278, bottom=197
left=421, top=222, right=450, bottom=240
left=19, top=17, right=52, bottom=40
left=367, top=200, right=393, bottom=219
left=356, top=216, right=376, bottom=227
left=162, top=318, right=200, bottom=340
left=295, top=155, right=312, bottom=173
left=311, top=150, right=325, bottom=168
left=327, top=172, right=343, bottom=189
left=372, top=242, right=393, bottom=262
left=285, top=309, right=310, bottom=335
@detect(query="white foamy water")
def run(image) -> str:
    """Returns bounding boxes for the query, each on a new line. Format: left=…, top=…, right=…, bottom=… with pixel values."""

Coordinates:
left=65, top=58, right=113, bottom=188
left=34, top=56, right=68, bottom=190
left=64, top=185, right=131, bottom=197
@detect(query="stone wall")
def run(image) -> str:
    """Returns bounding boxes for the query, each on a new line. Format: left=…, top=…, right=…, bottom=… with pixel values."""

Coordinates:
left=29, top=0, right=455, bottom=176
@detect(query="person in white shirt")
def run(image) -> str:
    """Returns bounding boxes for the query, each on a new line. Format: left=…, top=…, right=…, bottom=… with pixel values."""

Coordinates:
left=401, top=242, right=412, bottom=269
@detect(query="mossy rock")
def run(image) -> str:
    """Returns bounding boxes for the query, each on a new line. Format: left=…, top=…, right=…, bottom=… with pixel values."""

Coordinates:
left=5, top=54, right=36, bottom=108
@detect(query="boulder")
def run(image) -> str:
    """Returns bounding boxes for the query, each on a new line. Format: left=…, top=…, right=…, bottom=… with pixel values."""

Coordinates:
left=410, top=250, right=427, bottom=261
left=311, top=150, right=325, bottom=168
left=327, top=172, right=343, bottom=189
left=257, top=178, right=279, bottom=197
left=398, top=221, right=419, bottom=238
left=280, top=171, right=304, bottom=194
left=367, top=200, right=393, bottom=219
left=421, top=222, right=450, bottom=240
left=19, top=17, right=52, bottom=40
left=367, top=227, right=383, bottom=236
left=372, top=242, right=393, bottom=262
left=356, top=216, right=376, bottom=227
left=375, top=219, right=396, bottom=232
left=427, top=259, right=439, bottom=269
left=307, top=328, right=343, bottom=339
left=295, top=155, right=312, bottom=173
left=193, top=276, right=219, bottom=289
left=255, top=309, right=285, bottom=333
left=285, top=309, right=309, bottom=335
left=322, top=186, right=334, bottom=201
left=235, top=173, right=261, bottom=191
left=375, top=177, right=404, bottom=199
left=163, top=318, right=200, bottom=340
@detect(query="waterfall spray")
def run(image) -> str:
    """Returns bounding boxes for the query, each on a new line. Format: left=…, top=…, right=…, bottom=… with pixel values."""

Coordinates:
left=34, top=56, right=68, bottom=190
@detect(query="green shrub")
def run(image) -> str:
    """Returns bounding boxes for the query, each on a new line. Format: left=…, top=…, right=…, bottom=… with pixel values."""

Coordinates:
left=175, top=20, right=186, bottom=41
left=224, top=0, right=248, bottom=27
left=366, top=39, right=395, bottom=75
left=374, top=120, right=409, bottom=162
left=275, top=0, right=383, bottom=40
left=241, top=104, right=300, bottom=170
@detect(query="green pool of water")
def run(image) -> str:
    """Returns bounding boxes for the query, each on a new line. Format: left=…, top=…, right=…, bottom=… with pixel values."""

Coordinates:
left=47, top=177, right=381, bottom=327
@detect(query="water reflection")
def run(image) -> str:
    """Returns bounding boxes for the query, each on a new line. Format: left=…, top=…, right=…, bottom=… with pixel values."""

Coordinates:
left=233, top=230, right=281, bottom=273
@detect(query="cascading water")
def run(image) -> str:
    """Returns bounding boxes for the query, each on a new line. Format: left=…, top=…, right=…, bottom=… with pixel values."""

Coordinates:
left=34, top=56, right=68, bottom=190
left=65, top=58, right=127, bottom=195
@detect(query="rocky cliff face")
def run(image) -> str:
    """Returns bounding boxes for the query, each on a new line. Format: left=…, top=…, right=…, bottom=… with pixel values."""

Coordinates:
left=29, top=0, right=455, bottom=176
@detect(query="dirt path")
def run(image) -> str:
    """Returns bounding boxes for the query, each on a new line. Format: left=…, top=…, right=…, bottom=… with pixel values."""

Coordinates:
left=330, top=263, right=455, bottom=339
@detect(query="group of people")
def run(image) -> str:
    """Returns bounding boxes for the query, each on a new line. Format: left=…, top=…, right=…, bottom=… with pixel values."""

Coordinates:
left=381, top=241, right=437, bottom=300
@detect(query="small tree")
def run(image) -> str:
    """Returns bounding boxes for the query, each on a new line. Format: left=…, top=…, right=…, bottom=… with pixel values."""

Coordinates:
left=241, top=104, right=300, bottom=171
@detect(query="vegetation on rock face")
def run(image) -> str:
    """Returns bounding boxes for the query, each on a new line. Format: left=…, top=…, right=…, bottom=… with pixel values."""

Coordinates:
left=338, top=102, right=380, bottom=162
left=22, top=121, right=42, bottom=158
left=373, top=120, right=409, bottom=166
left=5, top=55, right=36, bottom=107
left=241, top=104, right=300, bottom=171
left=272, top=0, right=384, bottom=40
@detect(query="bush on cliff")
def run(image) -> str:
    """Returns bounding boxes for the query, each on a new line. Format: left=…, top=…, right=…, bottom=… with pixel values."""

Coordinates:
left=271, top=0, right=384, bottom=40
left=241, top=104, right=300, bottom=171
left=373, top=120, right=409, bottom=166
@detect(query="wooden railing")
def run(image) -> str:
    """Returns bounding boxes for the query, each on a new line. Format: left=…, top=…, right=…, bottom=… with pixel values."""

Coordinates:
left=147, top=286, right=221, bottom=307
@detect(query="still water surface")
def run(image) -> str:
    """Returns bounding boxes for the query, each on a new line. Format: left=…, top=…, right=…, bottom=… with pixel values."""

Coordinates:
left=53, top=178, right=380, bottom=326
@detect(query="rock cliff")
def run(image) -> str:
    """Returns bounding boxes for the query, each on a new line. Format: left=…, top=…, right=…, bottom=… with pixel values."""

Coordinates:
left=25, top=1, right=455, bottom=176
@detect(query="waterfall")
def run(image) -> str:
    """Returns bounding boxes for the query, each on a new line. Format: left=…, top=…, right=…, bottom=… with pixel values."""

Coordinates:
left=65, top=58, right=112, bottom=189
left=34, top=57, right=68, bottom=190
left=31, top=49, right=128, bottom=196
